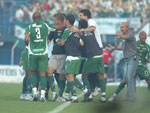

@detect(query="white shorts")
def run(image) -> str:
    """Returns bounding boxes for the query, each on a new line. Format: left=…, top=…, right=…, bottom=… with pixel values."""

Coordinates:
left=49, top=55, right=66, bottom=74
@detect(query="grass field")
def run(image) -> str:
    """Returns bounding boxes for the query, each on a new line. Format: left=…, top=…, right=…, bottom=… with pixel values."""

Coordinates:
left=0, top=83, right=150, bottom=113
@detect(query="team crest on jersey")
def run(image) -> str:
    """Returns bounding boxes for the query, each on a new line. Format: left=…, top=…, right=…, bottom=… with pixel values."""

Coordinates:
left=74, top=33, right=80, bottom=38
left=84, top=32, right=93, bottom=36
left=32, top=24, right=42, bottom=28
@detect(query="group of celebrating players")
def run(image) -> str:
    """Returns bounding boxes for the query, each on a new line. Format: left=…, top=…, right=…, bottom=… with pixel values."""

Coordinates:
left=19, top=8, right=150, bottom=103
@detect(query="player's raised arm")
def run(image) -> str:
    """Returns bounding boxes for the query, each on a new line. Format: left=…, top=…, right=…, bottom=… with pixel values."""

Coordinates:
left=44, top=21, right=65, bottom=32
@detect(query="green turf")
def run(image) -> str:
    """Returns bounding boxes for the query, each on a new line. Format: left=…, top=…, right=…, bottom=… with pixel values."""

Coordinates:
left=0, top=83, right=150, bottom=113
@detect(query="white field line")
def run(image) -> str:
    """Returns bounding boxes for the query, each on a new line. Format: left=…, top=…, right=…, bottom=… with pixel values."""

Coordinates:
left=47, top=93, right=83, bottom=113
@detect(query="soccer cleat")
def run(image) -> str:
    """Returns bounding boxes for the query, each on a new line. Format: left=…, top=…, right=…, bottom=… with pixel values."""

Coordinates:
left=108, top=96, right=116, bottom=102
left=95, top=87, right=101, bottom=92
left=52, top=94, right=58, bottom=102
left=33, top=94, right=38, bottom=101
left=20, top=94, right=26, bottom=100
left=99, top=96, right=106, bottom=103
left=40, top=97, right=46, bottom=102
left=25, top=94, right=33, bottom=101
left=56, top=96, right=66, bottom=102
left=92, top=90, right=99, bottom=97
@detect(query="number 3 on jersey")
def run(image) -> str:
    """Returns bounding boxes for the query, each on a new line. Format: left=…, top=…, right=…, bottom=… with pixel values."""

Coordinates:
left=35, top=28, right=41, bottom=39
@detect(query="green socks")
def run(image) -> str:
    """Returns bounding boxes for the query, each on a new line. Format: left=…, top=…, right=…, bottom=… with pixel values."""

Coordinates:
left=82, top=76, right=90, bottom=90
left=115, top=82, right=126, bottom=95
left=30, top=74, right=37, bottom=88
left=22, top=77, right=27, bottom=94
left=99, top=79, right=106, bottom=93
left=40, top=76, right=47, bottom=90
left=68, top=81, right=76, bottom=96
left=59, top=79, right=66, bottom=97
left=75, top=78, right=84, bottom=91
left=26, top=76, right=32, bottom=93
left=48, top=76, right=56, bottom=92
left=65, top=82, right=70, bottom=94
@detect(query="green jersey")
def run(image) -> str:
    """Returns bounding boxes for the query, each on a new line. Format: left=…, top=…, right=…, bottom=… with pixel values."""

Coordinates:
left=136, top=41, right=150, bottom=65
left=25, top=21, right=56, bottom=55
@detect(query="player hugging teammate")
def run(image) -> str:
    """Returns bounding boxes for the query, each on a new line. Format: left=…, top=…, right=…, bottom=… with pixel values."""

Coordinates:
left=20, top=9, right=149, bottom=103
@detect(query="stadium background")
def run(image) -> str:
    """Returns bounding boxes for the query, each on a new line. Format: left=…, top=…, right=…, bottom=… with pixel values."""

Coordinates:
left=0, top=0, right=150, bottom=82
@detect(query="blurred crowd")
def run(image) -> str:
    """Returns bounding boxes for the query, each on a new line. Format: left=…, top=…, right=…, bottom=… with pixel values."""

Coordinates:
left=0, top=0, right=150, bottom=36
left=1, top=0, right=149, bottom=23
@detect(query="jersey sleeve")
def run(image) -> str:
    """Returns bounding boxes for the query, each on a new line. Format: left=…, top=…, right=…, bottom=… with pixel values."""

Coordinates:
left=44, top=22, right=56, bottom=31
left=88, top=19, right=96, bottom=27
left=25, top=25, right=31, bottom=34
left=48, top=31, right=54, bottom=41
left=61, top=29, right=71, bottom=41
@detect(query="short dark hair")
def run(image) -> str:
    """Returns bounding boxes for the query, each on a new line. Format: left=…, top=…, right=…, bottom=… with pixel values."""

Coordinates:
left=62, top=13, right=66, bottom=19
left=80, top=9, right=91, bottom=19
left=54, top=13, right=66, bottom=22
left=32, top=11, right=41, bottom=21
left=66, top=14, right=75, bottom=25
left=78, top=19, right=88, bottom=29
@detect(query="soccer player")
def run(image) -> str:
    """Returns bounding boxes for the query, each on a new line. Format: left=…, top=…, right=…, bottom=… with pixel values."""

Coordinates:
left=48, top=13, right=66, bottom=102
left=109, top=31, right=150, bottom=101
left=79, top=9, right=106, bottom=102
left=108, top=22, right=138, bottom=102
left=19, top=46, right=32, bottom=101
left=24, top=11, right=57, bottom=102
left=60, top=14, right=84, bottom=102
left=78, top=20, right=98, bottom=100
left=135, top=32, right=150, bottom=91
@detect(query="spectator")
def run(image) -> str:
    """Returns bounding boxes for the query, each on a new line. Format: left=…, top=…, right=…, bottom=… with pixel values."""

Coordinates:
left=15, top=6, right=24, bottom=22
left=44, top=0, right=50, bottom=12
left=103, top=45, right=114, bottom=81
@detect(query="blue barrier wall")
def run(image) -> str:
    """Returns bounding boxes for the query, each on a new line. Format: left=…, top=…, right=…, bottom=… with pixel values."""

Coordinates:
left=0, top=41, right=23, bottom=65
